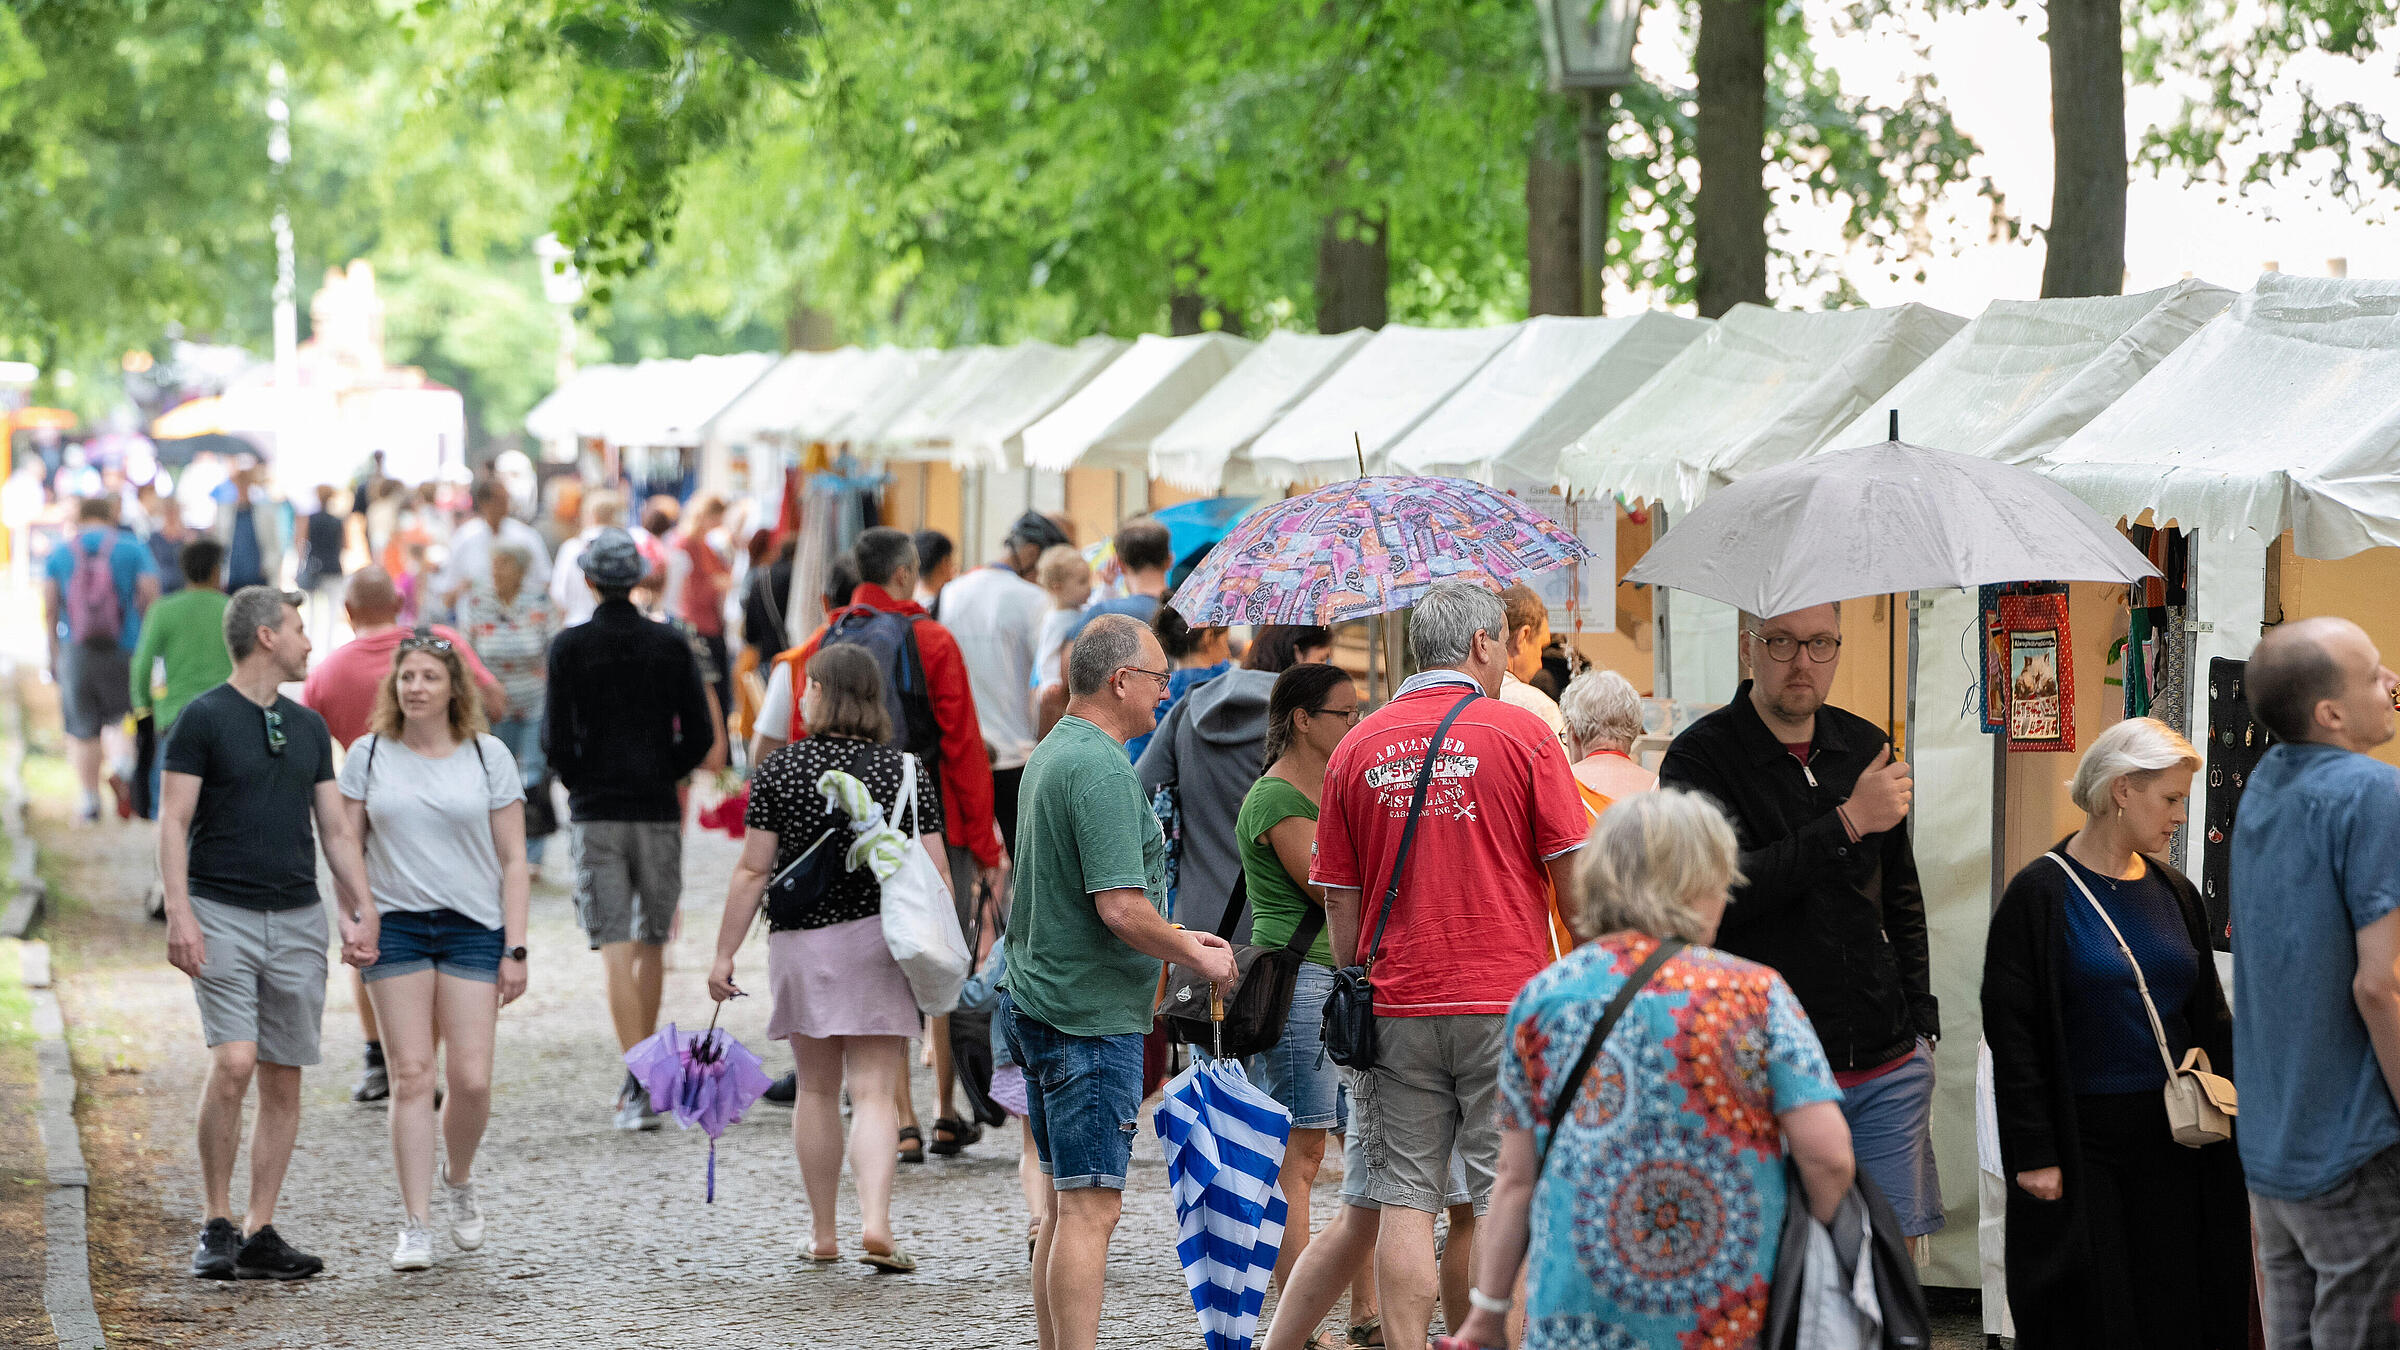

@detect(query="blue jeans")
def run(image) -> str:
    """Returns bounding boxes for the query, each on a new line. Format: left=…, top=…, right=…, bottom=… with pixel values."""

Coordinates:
left=997, top=992, right=1144, bottom=1191
left=489, top=713, right=548, bottom=865
left=364, top=908, right=504, bottom=984
left=1840, top=1042, right=1943, bottom=1236
left=1251, top=961, right=1344, bottom=1129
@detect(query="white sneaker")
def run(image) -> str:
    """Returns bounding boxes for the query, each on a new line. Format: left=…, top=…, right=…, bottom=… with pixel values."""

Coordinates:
left=444, top=1173, right=484, bottom=1250
left=390, top=1219, right=434, bottom=1271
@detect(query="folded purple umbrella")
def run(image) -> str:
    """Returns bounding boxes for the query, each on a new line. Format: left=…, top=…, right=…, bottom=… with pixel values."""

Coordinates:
left=624, top=1011, right=775, bottom=1202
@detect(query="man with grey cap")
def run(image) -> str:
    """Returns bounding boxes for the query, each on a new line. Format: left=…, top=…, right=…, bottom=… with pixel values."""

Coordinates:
left=542, top=526, right=717, bottom=1129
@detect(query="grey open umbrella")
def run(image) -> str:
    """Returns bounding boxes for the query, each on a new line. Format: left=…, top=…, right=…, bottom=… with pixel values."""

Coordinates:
left=1625, top=431, right=2160, bottom=616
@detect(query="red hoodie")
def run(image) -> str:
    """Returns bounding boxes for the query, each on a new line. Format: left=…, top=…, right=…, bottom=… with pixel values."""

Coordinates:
left=770, top=583, right=1000, bottom=868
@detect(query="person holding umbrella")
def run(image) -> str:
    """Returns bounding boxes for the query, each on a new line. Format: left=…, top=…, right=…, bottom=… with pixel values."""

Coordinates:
left=1657, top=602, right=1944, bottom=1245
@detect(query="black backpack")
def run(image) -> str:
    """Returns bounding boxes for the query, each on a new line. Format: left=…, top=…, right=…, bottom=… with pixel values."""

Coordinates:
left=819, top=606, right=942, bottom=768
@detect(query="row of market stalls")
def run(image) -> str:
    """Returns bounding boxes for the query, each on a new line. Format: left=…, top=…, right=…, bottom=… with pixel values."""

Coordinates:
left=524, top=272, right=2400, bottom=1287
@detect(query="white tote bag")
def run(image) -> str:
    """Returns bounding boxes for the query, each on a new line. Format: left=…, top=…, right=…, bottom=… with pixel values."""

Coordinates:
left=880, top=754, right=971, bottom=1015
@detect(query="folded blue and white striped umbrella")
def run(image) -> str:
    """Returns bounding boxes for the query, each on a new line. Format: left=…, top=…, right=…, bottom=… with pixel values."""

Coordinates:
left=1156, top=1057, right=1294, bottom=1350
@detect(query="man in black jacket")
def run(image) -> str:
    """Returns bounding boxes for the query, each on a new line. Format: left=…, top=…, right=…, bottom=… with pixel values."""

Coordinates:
left=544, top=528, right=717, bottom=1130
left=1658, top=601, right=1944, bottom=1239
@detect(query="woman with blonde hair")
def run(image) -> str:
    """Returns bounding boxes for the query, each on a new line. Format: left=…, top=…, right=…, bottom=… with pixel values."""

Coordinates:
left=1982, top=716, right=2246, bottom=1348
left=339, top=634, right=529, bottom=1272
left=1447, top=789, right=1855, bottom=1350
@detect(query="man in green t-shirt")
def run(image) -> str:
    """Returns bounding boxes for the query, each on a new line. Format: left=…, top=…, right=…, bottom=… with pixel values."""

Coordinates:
left=1001, top=611, right=1236, bottom=1350
left=129, top=539, right=233, bottom=821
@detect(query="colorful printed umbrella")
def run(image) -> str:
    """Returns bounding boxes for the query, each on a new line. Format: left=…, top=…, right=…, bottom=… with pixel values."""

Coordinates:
left=624, top=1009, right=775, bottom=1202
left=1167, top=476, right=1593, bottom=626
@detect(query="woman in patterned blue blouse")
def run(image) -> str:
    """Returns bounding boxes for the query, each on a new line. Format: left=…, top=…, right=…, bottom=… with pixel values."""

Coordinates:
left=1449, top=789, right=1857, bottom=1350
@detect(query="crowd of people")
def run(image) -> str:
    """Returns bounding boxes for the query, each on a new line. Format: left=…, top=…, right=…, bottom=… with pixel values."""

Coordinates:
left=26, top=452, right=2400, bottom=1350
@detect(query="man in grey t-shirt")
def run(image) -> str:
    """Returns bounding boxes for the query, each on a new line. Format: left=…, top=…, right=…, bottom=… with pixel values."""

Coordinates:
left=159, top=587, right=376, bottom=1281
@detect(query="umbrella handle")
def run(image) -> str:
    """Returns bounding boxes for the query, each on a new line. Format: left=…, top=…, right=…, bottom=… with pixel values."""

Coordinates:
left=1210, top=981, right=1225, bottom=1060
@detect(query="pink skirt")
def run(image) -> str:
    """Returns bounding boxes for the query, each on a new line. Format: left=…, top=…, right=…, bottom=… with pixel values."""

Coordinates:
left=763, top=916, right=922, bottom=1041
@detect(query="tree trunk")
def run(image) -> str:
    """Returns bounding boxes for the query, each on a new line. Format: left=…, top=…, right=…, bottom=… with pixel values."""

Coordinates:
left=1316, top=209, right=1388, bottom=333
left=785, top=293, right=838, bottom=351
left=1694, top=0, right=1770, bottom=317
left=2040, top=0, right=2128, bottom=297
left=1527, top=116, right=1582, bottom=317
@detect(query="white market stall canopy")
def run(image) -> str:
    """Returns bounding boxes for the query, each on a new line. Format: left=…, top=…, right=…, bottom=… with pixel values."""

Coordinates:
left=787, top=346, right=932, bottom=443
left=839, top=345, right=1003, bottom=451
left=1020, top=332, right=1255, bottom=472
left=582, top=352, right=778, bottom=448
left=706, top=347, right=871, bottom=444
left=1150, top=330, right=1370, bottom=492
left=1386, top=312, right=1711, bottom=487
left=1245, top=323, right=1523, bottom=487
left=1557, top=302, right=1966, bottom=509
left=523, top=363, right=628, bottom=444
left=2041, top=273, right=2400, bottom=560
left=1823, top=279, right=2233, bottom=464
left=934, top=335, right=1129, bottom=469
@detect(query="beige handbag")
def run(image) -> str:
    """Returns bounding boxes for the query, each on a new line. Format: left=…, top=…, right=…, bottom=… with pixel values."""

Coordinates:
left=2045, top=853, right=2237, bottom=1148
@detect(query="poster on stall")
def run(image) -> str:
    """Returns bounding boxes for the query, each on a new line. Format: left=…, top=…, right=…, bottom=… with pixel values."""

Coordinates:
left=1510, top=486, right=1616, bottom=635
left=1999, top=591, right=2075, bottom=752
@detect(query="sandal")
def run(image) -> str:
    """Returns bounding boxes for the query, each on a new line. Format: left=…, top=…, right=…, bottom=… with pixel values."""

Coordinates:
left=897, top=1126, right=926, bottom=1164
left=859, top=1245, right=918, bottom=1273
left=797, top=1239, right=840, bottom=1264
left=1347, top=1317, right=1384, bottom=1347
left=1306, top=1331, right=1348, bottom=1350
left=928, top=1116, right=983, bottom=1156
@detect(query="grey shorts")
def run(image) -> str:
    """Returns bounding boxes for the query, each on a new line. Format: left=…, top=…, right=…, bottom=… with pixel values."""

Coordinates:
left=1358, top=1013, right=1504, bottom=1215
left=61, top=640, right=131, bottom=740
left=189, top=894, right=329, bottom=1067
left=571, top=820, right=683, bottom=948
left=1340, top=1067, right=1471, bottom=1212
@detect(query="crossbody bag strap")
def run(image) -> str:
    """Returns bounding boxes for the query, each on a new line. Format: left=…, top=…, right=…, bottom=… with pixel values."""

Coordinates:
left=2043, top=852, right=2181, bottom=1080
left=1286, top=897, right=1327, bottom=957
left=1539, top=937, right=1687, bottom=1176
left=1359, top=691, right=1483, bottom=970
left=1212, top=868, right=1250, bottom=943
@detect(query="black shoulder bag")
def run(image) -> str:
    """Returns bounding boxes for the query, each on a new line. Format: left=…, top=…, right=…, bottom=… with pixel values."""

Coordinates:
left=1320, top=691, right=1482, bottom=1071
left=1536, top=938, right=1685, bottom=1174
left=1157, top=871, right=1326, bottom=1059
left=763, top=743, right=871, bottom=925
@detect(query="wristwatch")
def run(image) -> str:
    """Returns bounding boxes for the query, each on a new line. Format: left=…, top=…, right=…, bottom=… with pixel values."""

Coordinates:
left=504, top=945, right=528, bottom=962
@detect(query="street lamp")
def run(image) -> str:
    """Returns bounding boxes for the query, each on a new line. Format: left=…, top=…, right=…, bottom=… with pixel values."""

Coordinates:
left=1531, top=0, right=1643, bottom=315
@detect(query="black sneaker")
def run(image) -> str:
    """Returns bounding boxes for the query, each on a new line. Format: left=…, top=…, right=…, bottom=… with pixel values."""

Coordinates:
left=234, top=1225, right=324, bottom=1281
left=190, top=1218, right=240, bottom=1279
left=763, top=1071, right=796, bottom=1105
left=352, top=1047, right=389, bottom=1103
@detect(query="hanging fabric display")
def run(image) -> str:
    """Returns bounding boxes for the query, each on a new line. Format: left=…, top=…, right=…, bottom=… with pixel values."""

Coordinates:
left=2121, top=527, right=2191, bottom=727
left=1998, top=590, right=2075, bottom=753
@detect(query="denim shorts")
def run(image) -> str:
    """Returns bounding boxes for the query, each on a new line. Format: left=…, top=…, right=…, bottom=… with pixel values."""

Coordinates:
left=365, top=908, right=504, bottom=984
left=1251, top=961, right=1345, bottom=1130
left=998, top=992, right=1145, bottom=1191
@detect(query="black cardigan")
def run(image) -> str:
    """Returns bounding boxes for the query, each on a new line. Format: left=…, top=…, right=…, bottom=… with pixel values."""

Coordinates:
left=1982, top=838, right=2247, bottom=1347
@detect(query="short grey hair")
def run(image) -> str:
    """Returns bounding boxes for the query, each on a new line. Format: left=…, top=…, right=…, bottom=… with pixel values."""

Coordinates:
left=224, top=585, right=298, bottom=662
left=1560, top=669, right=1644, bottom=754
left=1409, top=581, right=1508, bottom=669
left=2068, top=716, right=2201, bottom=815
left=1574, top=788, right=1746, bottom=943
left=492, top=539, right=534, bottom=570
left=1068, top=613, right=1148, bottom=698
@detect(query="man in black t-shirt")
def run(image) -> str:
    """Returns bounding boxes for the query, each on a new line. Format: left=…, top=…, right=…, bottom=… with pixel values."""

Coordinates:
left=159, top=586, right=376, bottom=1282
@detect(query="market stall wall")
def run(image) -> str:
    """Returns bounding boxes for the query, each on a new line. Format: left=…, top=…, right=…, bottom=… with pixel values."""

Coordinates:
left=2279, top=537, right=2400, bottom=772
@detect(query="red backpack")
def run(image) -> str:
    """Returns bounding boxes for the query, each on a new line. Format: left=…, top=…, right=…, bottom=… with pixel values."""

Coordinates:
left=66, top=532, right=124, bottom=647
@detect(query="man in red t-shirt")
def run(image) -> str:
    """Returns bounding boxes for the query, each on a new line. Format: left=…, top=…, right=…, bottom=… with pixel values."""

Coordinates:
left=1312, top=581, right=1588, bottom=1349
left=299, top=566, right=505, bottom=1103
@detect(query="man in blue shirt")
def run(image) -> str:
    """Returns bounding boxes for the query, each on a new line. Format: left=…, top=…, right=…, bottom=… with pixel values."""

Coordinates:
left=44, top=495, right=160, bottom=823
left=2231, top=615, right=2400, bottom=1347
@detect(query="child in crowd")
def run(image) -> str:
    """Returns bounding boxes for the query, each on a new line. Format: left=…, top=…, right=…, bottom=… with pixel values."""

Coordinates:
left=1032, top=545, right=1092, bottom=692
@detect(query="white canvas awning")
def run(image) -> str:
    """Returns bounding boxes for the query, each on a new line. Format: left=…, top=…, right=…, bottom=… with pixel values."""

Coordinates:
left=1823, top=279, right=2233, bottom=463
left=937, top=336, right=1129, bottom=469
left=524, top=363, right=629, bottom=444
left=843, top=346, right=1007, bottom=453
left=1246, top=323, right=1522, bottom=486
left=587, top=352, right=779, bottom=448
left=1149, top=330, right=1370, bottom=493
left=1385, top=313, right=1710, bottom=488
left=2041, top=274, right=2400, bottom=560
left=789, top=346, right=933, bottom=444
left=1021, top=332, right=1255, bottom=472
left=1556, top=302, right=1966, bottom=510
left=706, top=347, right=868, bottom=444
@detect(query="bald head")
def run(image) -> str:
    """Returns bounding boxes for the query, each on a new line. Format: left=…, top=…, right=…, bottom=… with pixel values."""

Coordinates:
left=2249, top=616, right=2396, bottom=751
left=344, top=567, right=402, bottom=626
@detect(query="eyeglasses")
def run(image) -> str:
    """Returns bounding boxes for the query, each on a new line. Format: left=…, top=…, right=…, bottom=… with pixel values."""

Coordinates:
left=1309, top=704, right=1364, bottom=724
left=1748, top=631, right=1843, bottom=664
left=263, top=707, right=287, bottom=757
left=1115, top=665, right=1173, bottom=689
left=397, top=635, right=454, bottom=655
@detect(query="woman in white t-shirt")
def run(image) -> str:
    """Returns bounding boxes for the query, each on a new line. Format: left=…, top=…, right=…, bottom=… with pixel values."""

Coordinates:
left=339, top=635, right=529, bottom=1274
